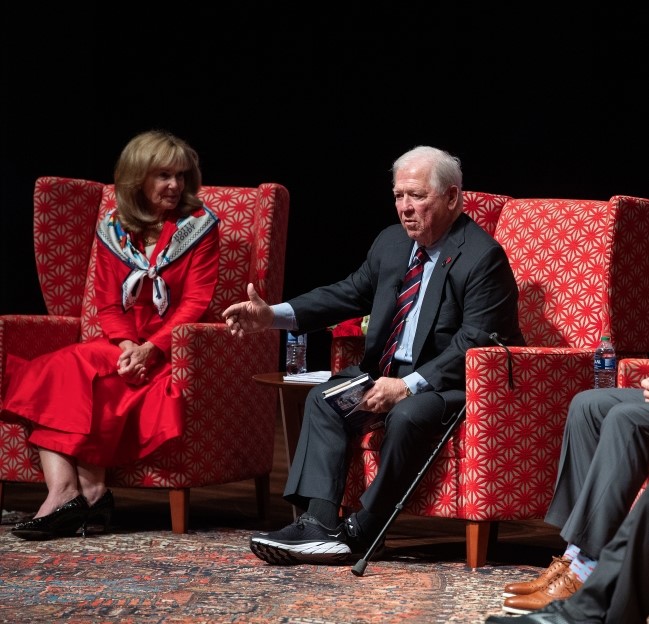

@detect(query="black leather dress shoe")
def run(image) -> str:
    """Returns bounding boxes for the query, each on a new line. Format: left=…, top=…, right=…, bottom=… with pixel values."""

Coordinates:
left=11, top=494, right=90, bottom=540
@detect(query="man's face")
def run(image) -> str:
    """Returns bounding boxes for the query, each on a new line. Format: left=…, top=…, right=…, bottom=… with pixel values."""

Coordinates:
left=393, top=164, right=458, bottom=246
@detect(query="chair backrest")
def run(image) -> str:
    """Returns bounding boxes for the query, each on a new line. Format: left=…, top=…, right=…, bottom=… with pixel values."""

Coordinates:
left=32, top=177, right=290, bottom=341
left=604, top=195, right=649, bottom=354
left=33, top=176, right=105, bottom=317
left=462, top=190, right=512, bottom=236
left=494, top=196, right=649, bottom=353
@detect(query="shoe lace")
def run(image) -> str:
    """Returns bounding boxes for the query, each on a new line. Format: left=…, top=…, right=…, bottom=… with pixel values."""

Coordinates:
left=548, top=555, right=569, bottom=571
left=547, top=569, right=580, bottom=593
left=562, top=571, right=582, bottom=591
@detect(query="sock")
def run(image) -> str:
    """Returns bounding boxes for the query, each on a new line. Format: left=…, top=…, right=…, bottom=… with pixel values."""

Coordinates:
left=563, top=543, right=580, bottom=561
left=568, top=552, right=598, bottom=583
left=306, top=498, right=339, bottom=528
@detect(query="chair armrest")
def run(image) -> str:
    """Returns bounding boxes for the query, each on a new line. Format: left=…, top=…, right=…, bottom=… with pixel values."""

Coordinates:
left=0, top=315, right=81, bottom=412
left=165, top=321, right=279, bottom=484
left=466, top=345, right=594, bottom=427
left=0, top=315, right=80, bottom=360
left=464, top=346, right=595, bottom=516
left=171, top=322, right=280, bottom=389
left=618, top=358, right=649, bottom=388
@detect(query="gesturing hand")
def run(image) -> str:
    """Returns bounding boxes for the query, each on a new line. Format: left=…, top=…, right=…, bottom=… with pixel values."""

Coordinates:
left=222, top=282, right=274, bottom=337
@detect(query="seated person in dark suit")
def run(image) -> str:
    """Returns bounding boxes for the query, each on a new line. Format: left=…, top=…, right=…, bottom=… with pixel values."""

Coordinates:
left=223, top=145, right=525, bottom=565
left=487, top=377, right=649, bottom=622
left=486, top=478, right=649, bottom=623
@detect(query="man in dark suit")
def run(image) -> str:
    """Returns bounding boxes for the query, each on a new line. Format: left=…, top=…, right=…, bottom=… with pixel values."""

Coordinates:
left=223, top=145, right=525, bottom=565
left=486, top=481, right=649, bottom=623
left=493, top=380, right=649, bottom=617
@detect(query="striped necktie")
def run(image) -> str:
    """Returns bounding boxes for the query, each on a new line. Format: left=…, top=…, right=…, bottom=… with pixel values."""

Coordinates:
left=379, top=247, right=430, bottom=377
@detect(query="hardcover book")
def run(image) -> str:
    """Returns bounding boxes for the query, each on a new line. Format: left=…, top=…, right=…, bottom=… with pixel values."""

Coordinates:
left=322, top=374, right=385, bottom=435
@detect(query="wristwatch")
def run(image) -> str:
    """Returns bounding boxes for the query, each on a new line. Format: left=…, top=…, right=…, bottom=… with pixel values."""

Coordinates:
left=403, top=381, right=413, bottom=397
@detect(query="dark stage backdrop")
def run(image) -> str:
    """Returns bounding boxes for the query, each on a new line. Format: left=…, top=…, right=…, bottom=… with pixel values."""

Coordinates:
left=2, top=4, right=648, bottom=370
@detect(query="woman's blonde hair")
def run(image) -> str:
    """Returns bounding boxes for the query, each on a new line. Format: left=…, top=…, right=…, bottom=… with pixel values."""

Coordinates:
left=114, top=130, right=203, bottom=232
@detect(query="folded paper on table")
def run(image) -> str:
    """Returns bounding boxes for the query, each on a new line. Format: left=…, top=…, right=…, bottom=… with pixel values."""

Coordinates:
left=283, top=371, right=332, bottom=383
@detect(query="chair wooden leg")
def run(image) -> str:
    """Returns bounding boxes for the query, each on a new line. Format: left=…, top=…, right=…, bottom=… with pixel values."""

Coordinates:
left=255, top=473, right=270, bottom=521
left=169, top=488, right=190, bottom=534
left=466, top=520, right=491, bottom=568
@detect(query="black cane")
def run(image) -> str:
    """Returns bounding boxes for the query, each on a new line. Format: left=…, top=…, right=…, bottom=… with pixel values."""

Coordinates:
left=351, top=403, right=467, bottom=577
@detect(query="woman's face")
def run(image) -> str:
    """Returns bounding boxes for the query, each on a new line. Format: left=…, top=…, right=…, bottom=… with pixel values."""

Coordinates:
left=141, top=166, right=186, bottom=216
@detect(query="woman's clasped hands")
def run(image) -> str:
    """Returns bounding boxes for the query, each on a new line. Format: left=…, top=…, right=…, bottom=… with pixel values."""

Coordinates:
left=116, top=340, right=159, bottom=385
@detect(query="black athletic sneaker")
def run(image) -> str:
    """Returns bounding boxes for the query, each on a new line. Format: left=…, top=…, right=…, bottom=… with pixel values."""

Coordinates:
left=344, top=513, right=387, bottom=560
left=250, top=513, right=350, bottom=565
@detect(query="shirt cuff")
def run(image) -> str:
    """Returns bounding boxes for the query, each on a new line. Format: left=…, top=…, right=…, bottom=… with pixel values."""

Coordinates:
left=270, top=302, right=298, bottom=330
left=403, top=372, right=431, bottom=395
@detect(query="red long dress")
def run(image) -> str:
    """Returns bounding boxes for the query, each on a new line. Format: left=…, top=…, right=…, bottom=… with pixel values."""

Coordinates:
left=2, top=210, right=220, bottom=466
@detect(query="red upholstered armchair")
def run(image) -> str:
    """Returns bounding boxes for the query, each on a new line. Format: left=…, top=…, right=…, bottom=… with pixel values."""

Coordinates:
left=0, top=176, right=290, bottom=532
left=336, top=192, right=649, bottom=567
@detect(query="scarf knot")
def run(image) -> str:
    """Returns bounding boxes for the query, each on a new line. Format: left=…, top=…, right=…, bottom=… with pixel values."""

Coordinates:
left=97, top=206, right=219, bottom=316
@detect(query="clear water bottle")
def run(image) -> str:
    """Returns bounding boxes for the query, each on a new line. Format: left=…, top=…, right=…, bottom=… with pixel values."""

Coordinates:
left=594, top=335, right=616, bottom=388
left=286, top=332, right=307, bottom=375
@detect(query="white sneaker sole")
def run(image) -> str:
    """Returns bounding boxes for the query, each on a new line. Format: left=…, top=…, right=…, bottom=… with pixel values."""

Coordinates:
left=250, top=538, right=351, bottom=565
left=501, top=604, right=533, bottom=615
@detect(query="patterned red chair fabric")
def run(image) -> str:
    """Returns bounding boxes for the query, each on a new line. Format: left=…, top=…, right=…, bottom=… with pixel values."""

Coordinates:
left=0, top=176, right=290, bottom=532
left=617, top=358, right=649, bottom=388
left=335, top=192, right=649, bottom=567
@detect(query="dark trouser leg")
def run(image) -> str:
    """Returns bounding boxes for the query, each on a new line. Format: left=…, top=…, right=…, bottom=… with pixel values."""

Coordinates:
left=605, top=486, right=649, bottom=623
left=283, top=377, right=354, bottom=511
left=359, top=391, right=462, bottom=516
left=544, top=389, right=646, bottom=549
left=558, top=398, right=649, bottom=557
left=284, top=374, right=463, bottom=520
left=562, top=486, right=649, bottom=624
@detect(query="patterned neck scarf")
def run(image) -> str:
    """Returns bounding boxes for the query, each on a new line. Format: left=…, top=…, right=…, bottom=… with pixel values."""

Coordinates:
left=96, top=205, right=219, bottom=316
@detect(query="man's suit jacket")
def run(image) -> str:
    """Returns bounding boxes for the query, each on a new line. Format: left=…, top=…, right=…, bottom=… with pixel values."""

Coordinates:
left=288, top=213, right=525, bottom=400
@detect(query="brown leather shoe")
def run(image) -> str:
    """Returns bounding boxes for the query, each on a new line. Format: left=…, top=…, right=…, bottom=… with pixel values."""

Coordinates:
left=502, top=568, right=583, bottom=615
left=502, top=555, right=571, bottom=597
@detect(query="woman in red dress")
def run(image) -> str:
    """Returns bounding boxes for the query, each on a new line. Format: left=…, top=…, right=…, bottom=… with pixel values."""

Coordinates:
left=2, top=130, right=220, bottom=540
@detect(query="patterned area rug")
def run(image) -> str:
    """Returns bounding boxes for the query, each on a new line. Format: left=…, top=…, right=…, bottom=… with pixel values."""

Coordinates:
left=0, top=510, right=545, bottom=624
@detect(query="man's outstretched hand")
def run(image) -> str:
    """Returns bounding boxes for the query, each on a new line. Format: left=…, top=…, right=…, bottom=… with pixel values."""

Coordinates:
left=222, top=283, right=274, bottom=337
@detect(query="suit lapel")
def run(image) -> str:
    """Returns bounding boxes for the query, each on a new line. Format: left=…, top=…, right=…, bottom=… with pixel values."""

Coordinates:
left=370, top=237, right=415, bottom=351
left=412, top=215, right=467, bottom=361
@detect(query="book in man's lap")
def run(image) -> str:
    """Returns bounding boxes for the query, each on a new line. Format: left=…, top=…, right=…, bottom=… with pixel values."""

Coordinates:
left=322, top=373, right=385, bottom=436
